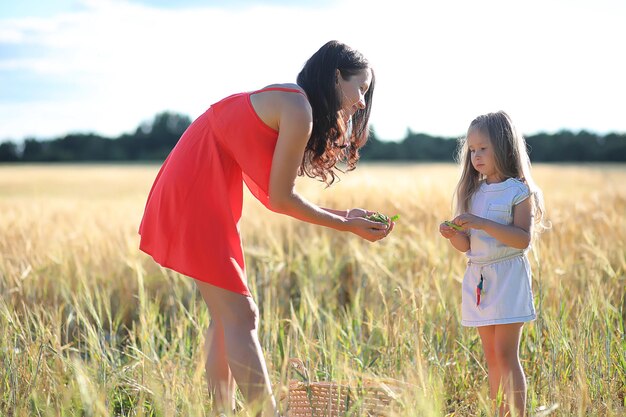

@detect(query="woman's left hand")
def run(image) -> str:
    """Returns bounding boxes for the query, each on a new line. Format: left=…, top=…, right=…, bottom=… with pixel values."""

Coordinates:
left=348, top=208, right=395, bottom=238
left=346, top=208, right=372, bottom=218
left=453, top=213, right=487, bottom=230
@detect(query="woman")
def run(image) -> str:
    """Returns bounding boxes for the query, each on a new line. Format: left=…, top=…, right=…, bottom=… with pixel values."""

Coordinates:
left=139, top=40, right=394, bottom=416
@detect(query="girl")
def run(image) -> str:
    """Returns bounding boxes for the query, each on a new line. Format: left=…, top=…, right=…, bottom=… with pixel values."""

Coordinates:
left=439, top=111, right=546, bottom=416
left=139, top=41, right=394, bottom=417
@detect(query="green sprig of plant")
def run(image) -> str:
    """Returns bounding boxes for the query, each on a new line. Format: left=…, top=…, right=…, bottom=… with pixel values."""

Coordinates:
left=366, top=212, right=400, bottom=224
left=443, top=220, right=463, bottom=231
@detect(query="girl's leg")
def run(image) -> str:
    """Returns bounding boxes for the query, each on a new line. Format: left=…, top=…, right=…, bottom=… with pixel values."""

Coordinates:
left=203, top=318, right=236, bottom=414
left=493, top=323, right=526, bottom=417
left=477, top=326, right=502, bottom=407
left=195, top=280, right=278, bottom=417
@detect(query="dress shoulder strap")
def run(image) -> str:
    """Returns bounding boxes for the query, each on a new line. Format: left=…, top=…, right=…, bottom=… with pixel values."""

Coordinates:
left=251, top=86, right=308, bottom=99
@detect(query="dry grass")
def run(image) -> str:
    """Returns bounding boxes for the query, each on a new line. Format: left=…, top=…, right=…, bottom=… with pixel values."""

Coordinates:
left=0, top=163, right=624, bottom=416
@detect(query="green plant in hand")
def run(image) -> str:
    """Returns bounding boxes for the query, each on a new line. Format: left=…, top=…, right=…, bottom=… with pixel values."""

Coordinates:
left=366, top=212, right=400, bottom=224
left=443, top=220, right=463, bottom=231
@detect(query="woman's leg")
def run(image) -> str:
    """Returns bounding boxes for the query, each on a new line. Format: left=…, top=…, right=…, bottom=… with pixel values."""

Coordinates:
left=203, top=318, right=236, bottom=414
left=493, top=323, right=526, bottom=417
left=195, top=280, right=277, bottom=417
left=477, top=325, right=502, bottom=407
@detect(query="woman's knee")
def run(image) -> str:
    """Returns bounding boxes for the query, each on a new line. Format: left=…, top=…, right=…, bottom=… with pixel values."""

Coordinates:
left=206, top=317, right=226, bottom=342
left=208, top=293, right=259, bottom=331
left=222, top=297, right=259, bottom=330
left=195, top=281, right=259, bottom=329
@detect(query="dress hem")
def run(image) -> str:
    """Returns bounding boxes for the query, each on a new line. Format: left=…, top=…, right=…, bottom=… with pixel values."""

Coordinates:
left=139, top=245, right=251, bottom=297
left=461, top=313, right=536, bottom=327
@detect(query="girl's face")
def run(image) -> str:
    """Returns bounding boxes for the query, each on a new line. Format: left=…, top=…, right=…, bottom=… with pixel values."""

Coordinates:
left=467, top=128, right=502, bottom=183
left=337, top=68, right=372, bottom=123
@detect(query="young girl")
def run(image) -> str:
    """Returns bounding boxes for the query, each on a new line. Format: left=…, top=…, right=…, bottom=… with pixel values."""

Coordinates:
left=439, top=111, right=546, bottom=416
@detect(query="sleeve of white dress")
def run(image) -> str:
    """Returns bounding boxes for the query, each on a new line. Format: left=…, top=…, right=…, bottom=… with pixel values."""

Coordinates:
left=512, top=182, right=531, bottom=205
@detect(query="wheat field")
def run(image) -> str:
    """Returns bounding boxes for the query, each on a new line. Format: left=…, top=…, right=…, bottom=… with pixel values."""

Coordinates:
left=0, top=163, right=624, bottom=416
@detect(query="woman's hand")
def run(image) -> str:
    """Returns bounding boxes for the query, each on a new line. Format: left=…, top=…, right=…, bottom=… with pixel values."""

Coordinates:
left=345, top=216, right=392, bottom=242
left=345, top=208, right=396, bottom=241
left=346, top=208, right=373, bottom=218
left=453, top=213, right=487, bottom=230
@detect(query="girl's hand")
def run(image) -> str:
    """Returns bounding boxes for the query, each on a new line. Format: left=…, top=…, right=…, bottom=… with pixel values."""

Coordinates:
left=453, top=213, right=487, bottom=230
left=439, top=222, right=461, bottom=239
left=345, top=216, right=390, bottom=242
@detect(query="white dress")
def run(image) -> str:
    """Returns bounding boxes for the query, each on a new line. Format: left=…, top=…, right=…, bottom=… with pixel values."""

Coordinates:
left=461, top=178, right=536, bottom=327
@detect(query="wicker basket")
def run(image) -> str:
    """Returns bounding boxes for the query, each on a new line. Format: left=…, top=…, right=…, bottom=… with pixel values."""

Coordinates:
left=282, top=359, right=402, bottom=417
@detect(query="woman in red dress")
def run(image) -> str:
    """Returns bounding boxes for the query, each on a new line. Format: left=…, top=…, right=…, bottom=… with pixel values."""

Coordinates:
left=139, top=40, right=394, bottom=416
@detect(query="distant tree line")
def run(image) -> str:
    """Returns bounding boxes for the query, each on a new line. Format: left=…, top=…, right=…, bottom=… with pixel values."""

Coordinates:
left=0, top=111, right=625, bottom=163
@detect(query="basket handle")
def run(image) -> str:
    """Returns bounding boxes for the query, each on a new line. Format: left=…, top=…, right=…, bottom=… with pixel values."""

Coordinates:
left=287, top=358, right=310, bottom=382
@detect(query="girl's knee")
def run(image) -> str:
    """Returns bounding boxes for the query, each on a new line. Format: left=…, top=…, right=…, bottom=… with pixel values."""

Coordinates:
left=482, top=345, right=498, bottom=365
left=492, top=346, right=520, bottom=368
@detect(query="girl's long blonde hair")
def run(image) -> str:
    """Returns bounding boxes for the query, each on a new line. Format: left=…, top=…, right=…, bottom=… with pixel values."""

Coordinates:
left=453, top=111, right=548, bottom=235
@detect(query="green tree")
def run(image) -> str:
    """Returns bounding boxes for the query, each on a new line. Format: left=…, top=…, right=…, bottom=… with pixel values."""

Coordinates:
left=0, top=141, right=19, bottom=162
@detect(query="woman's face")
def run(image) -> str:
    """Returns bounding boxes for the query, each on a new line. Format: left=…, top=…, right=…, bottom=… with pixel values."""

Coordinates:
left=337, top=68, right=372, bottom=122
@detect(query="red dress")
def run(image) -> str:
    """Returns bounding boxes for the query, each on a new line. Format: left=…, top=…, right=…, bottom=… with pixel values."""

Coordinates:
left=138, top=87, right=306, bottom=295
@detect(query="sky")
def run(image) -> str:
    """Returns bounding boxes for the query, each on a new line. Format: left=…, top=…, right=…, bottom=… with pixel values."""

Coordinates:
left=1, top=0, right=625, bottom=143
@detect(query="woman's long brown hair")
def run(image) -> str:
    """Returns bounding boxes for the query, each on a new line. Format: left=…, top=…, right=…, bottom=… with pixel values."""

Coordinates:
left=297, top=40, right=375, bottom=185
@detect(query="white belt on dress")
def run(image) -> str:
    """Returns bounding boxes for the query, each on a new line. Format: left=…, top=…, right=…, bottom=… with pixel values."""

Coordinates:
left=467, top=252, right=525, bottom=267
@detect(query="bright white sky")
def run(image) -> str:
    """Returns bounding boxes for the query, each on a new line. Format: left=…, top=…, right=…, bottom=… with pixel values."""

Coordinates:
left=1, top=0, right=625, bottom=142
